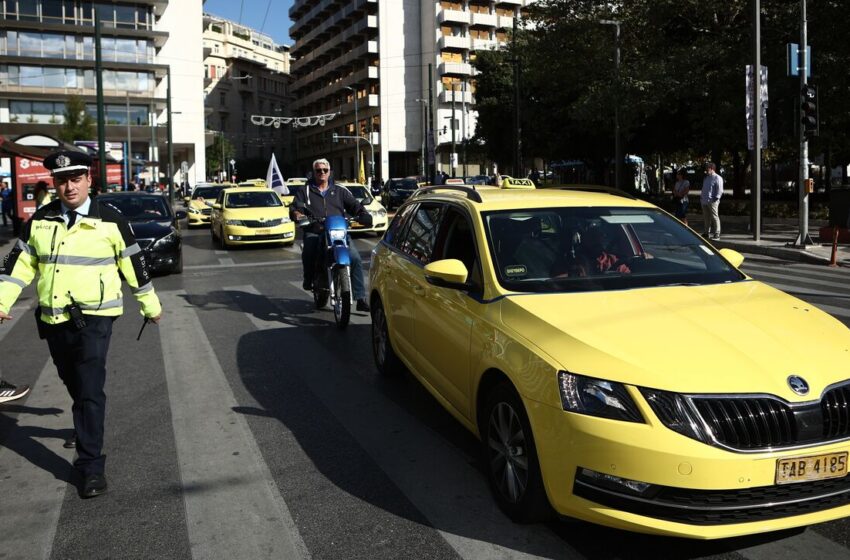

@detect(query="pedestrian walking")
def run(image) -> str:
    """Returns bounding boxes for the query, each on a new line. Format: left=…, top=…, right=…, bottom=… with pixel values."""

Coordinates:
left=0, top=376, right=29, bottom=404
left=701, top=162, right=723, bottom=240
left=1, top=181, right=12, bottom=226
left=0, top=150, right=162, bottom=499
left=672, top=169, right=690, bottom=225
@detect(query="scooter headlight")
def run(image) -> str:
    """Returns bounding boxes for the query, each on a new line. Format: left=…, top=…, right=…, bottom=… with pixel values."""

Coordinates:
left=328, top=229, right=347, bottom=242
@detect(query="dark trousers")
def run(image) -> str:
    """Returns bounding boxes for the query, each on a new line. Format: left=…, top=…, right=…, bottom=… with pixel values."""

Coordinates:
left=44, top=315, right=114, bottom=476
left=1, top=206, right=11, bottom=226
left=302, top=231, right=366, bottom=300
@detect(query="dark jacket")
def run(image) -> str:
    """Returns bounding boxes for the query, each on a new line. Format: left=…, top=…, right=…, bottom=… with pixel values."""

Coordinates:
left=291, top=179, right=372, bottom=233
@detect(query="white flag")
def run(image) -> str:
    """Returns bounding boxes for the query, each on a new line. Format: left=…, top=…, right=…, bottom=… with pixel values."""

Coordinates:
left=266, top=153, right=288, bottom=195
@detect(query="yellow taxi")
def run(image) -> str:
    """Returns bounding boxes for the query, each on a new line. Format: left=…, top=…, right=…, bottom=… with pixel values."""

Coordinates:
left=368, top=185, right=850, bottom=538
left=209, top=186, right=295, bottom=247
left=501, top=177, right=535, bottom=189
left=184, top=183, right=228, bottom=227
left=336, top=182, right=388, bottom=235
left=238, top=178, right=267, bottom=188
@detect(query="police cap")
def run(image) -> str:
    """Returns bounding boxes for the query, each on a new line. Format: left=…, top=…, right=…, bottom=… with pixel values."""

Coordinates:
left=43, top=150, right=92, bottom=178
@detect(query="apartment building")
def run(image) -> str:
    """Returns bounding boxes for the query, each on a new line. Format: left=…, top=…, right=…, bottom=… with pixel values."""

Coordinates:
left=288, top=0, right=533, bottom=181
left=0, top=0, right=206, bottom=185
left=202, top=13, right=294, bottom=179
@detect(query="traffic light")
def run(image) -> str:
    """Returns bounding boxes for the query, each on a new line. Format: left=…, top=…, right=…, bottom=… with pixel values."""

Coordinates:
left=801, top=84, right=819, bottom=137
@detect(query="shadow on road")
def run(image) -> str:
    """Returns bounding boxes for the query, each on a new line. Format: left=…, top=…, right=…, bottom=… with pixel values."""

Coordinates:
left=0, top=408, right=73, bottom=483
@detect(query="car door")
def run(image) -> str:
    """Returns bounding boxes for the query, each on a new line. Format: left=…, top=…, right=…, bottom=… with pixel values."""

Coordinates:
left=210, top=191, right=224, bottom=232
left=385, top=203, right=443, bottom=366
left=413, top=206, right=482, bottom=420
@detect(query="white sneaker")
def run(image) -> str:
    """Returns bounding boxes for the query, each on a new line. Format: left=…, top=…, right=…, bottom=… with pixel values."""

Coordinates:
left=0, top=380, right=30, bottom=404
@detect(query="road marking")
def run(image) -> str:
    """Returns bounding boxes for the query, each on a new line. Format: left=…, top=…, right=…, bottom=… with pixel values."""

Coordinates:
left=0, top=360, right=74, bottom=560
left=744, top=261, right=850, bottom=282
left=757, top=281, right=850, bottom=319
left=238, top=291, right=578, bottom=560
left=223, top=285, right=295, bottom=329
left=157, top=291, right=309, bottom=560
left=184, top=260, right=301, bottom=271
left=217, top=257, right=235, bottom=266
left=746, top=268, right=850, bottom=292
left=214, top=250, right=227, bottom=256
left=739, top=527, right=849, bottom=560
left=0, top=298, right=35, bottom=345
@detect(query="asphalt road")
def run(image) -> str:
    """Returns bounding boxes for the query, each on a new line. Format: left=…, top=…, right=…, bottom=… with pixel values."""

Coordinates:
left=2, top=223, right=850, bottom=560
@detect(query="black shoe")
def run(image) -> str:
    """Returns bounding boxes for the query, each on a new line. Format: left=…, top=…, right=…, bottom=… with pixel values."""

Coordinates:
left=81, top=473, right=108, bottom=498
left=302, top=279, right=312, bottom=291
left=356, top=299, right=370, bottom=312
left=0, top=380, right=30, bottom=404
left=63, top=431, right=76, bottom=449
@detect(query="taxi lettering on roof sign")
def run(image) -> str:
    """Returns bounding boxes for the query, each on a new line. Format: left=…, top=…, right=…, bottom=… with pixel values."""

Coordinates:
left=501, top=177, right=536, bottom=189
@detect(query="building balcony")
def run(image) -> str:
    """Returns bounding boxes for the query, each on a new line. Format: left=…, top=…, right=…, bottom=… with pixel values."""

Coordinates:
left=438, top=35, right=470, bottom=51
left=295, top=65, right=379, bottom=109
left=439, top=62, right=472, bottom=76
left=291, top=17, right=372, bottom=74
left=438, top=9, right=470, bottom=25
left=497, top=16, right=515, bottom=28
left=495, top=0, right=523, bottom=5
left=439, top=90, right=474, bottom=104
left=470, top=12, right=498, bottom=28
left=291, top=0, right=374, bottom=57
left=292, top=40, right=377, bottom=95
left=471, top=38, right=498, bottom=51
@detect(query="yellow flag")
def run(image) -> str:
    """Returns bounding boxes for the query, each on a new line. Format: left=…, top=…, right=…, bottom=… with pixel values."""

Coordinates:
left=358, top=151, right=366, bottom=185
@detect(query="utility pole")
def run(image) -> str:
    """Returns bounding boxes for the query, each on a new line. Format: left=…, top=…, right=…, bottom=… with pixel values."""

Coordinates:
left=343, top=86, right=359, bottom=179
left=166, top=67, right=174, bottom=202
left=429, top=64, right=436, bottom=184
left=94, top=8, right=107, bottom=194
left=794, top=0, right=814, bottom=246
left=462, top=79, right=468, bottom=178
left=125, top=92, right=131, bottom=190
left=451, top=84, right=457, bottom=178
left=512, top=15, right=522, bottom=178
left=416, top=98, right=427, bottom=178
left=752, top=0, right=762, bottom=241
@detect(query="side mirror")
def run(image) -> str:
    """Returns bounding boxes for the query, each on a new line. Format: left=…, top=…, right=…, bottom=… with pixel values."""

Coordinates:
left=212, top=203, right=222, bottom=210
left=424, top=259, right=469, bottom=289
left=183, top=196, right=190, bottom=203
left=718, top=248, right=744, bottom=269
left=175, top=210, right=187, bottom=220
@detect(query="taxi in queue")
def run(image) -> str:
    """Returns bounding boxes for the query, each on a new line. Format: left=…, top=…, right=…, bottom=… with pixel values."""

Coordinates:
left=209, top=186, right=295, bottom=247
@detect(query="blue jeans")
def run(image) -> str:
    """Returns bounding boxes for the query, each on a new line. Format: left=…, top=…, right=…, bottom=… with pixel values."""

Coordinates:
left=302, top=231, right=366, bottom=300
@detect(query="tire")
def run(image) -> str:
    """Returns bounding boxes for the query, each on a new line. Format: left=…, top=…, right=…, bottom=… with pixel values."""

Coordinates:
left=371, top=297, right=403, bottom=376
left=314, top=289, right=329, bottom=309
left=171, top=253, right=183, bottom=274
left=218, top=227, right=228, bottom=249
left=332, top=266, right=351, bottom=329
left=481, top=383, right=552, bottom=523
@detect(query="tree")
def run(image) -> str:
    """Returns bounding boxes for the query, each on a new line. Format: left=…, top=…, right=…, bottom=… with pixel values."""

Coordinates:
left=206, top=134, right=235, bottom=180
left=58, top=95, right=95, bottom=143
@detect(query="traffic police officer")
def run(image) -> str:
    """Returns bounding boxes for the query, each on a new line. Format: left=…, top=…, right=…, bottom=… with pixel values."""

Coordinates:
left=0, top=149, right=162, bottom=498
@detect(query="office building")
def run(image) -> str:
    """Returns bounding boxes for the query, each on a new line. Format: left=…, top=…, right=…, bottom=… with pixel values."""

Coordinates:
left=0, top=0, right=206, bottom=186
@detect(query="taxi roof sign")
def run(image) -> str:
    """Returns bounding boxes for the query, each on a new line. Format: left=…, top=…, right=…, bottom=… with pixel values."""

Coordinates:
left=501, top=177, right=535, bottom=189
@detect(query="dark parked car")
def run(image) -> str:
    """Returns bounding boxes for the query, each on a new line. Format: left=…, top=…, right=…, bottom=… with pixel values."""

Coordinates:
left=383, top=177, right=419, bottom=210
left=98, top=192, right=186, bottom=275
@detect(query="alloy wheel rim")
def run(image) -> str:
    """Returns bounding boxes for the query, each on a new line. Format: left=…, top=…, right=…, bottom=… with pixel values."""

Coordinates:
left=487, top=402, right=528, bottom=503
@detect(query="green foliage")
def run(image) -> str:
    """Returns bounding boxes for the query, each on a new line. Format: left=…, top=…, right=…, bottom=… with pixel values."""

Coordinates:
left=58, top=95, right=95, bottom=143
left=206, top=134, right=235, bottom=178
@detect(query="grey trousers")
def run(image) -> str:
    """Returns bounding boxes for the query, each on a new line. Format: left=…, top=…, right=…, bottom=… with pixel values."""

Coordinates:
left=701, top=201, right=720, bottom=236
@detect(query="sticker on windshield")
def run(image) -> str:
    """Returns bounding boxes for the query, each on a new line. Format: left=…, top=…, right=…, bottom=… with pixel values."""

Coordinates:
left=505, top=265, right=528, bottom=277
left=699, top=245, right=713, bottom=255
left=601, top=215, right=654, bottom=224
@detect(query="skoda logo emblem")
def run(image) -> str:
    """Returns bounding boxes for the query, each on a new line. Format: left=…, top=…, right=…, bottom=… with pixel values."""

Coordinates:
left=787, top=376, right=809, bottom=396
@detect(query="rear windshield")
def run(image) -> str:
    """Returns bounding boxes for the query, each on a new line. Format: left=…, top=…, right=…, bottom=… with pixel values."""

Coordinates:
left=193, top=186, right=224, bottom=200
left=484, top=207, right=745, bottom=293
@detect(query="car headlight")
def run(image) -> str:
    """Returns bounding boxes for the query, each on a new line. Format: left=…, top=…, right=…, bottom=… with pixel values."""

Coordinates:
left=640, top=388, right=712, bottom=443
left=281, top=216, right=291, bottom=224
left=376, top=209, right=387, bottom=218
left=152, top=231, right=178, bottom=249
left=187, top=207, right=201, bottom=214
left=225, top=219, right=244, bottom=226
left=558, top=371, right=644, bottom=423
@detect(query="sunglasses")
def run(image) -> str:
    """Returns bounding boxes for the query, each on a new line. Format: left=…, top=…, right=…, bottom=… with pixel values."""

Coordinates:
left=314, top=168, right=330, bottom=174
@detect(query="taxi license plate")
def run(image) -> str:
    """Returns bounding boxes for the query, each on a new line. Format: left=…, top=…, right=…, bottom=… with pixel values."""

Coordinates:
left=775, top=452, right=848, bottom=485
left=255, top=229, right=271, bottom=235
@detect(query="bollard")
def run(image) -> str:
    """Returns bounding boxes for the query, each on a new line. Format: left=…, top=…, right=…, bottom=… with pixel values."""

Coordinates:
left=829, top=227, right=840, bottom=267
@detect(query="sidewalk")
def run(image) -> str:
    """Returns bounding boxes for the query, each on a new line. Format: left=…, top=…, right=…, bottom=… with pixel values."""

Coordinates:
left=701, top=214, right=849, bottom=267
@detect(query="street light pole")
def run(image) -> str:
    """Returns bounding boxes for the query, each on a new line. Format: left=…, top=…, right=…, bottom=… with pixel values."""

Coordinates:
left=342, top=86, right=359, bottom=179
left=166, top=67, right=174, bottom=202
left=794, top=0, right=814, bottom=246
left=415, top=98, right=428, bottom=179
left=600, top=19, right=622, bottom=190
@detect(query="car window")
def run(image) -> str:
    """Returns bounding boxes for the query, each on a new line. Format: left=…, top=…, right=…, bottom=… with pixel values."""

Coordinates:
left=399, top=179, right=418, bottom=190
left=101, top=196, right=170, bottom=220
left=399, top=203, right=443, bottom=264
left=484, top=207, right=746, bottom=293
left=194, top=186, right=224, bottom=200
left=225, top=191, right=282, bottom=208
left=433, top=206, right=482, bottom=289
left=384, top=203, right=416, bottom=248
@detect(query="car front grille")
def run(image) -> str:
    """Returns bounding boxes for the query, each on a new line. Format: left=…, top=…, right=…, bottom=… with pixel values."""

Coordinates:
left=242, top=219, right=285, bottom=228
left=574, top=469, right=850, bottom=525
left=649, top=380, right=850, bottom=452
left=242, top=233, right=288, bottom=241
left=201, top=208, right=212, bottom=215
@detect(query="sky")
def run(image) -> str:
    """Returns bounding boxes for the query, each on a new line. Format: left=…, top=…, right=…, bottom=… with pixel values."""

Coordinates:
left=203, top=0, right=295, bottom=47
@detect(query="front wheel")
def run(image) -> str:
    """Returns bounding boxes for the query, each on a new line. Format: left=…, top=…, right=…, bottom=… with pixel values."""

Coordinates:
left=371, top=298, right=403, bottom=376
left=332, top=266, right=351, bottom=329
left=481, top=383, right=551, bottom=523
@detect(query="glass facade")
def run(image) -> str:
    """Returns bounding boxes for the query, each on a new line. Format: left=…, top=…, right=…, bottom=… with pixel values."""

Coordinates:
left=2, top=30, right=153, bottom=63
left=1, top=0, right=152, bottom=29
left=0, top=64, right=154, bottom=93
left=85, top=103, right=149, bottom=125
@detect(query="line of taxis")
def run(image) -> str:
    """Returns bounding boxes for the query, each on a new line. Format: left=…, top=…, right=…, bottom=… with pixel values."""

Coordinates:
left=182, top=179, right=389, bottom=248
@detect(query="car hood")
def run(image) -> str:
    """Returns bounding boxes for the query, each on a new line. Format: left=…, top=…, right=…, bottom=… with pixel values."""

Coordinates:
left=222, top=206, right=288, bottom=220
left=188, top=199, right=212, bottom=210
left=499, top=280, right=850, bottom=400
left=130, top=220, right=174, bottom=239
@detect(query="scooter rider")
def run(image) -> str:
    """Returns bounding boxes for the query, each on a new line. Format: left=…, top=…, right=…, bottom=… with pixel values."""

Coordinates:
left=291, top=158, right=373, bottom=312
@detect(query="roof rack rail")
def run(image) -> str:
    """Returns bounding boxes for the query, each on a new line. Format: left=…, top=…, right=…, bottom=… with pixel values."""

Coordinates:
left=412, top=185, right=482, bottom=203
left=555, top=185, right=637, bottom=200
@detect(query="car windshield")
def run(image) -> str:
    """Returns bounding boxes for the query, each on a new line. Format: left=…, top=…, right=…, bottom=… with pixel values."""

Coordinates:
left=484, top=207, right=745, bottom=293
left=397, top=179, right=418, bottom=190
left=225, top=191, right=282, bottom=208
left=193, top=186, right=224, bottom=200
left=345, top=185, right=372, bottom=203
left=101, top=196, right=170, bottom=221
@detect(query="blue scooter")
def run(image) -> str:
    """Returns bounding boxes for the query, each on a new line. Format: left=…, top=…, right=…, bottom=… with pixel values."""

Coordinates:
left=298, top=214, right=353, bottom=329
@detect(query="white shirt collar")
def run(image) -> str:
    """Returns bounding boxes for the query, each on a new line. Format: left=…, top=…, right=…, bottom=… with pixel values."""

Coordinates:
left=60, top=197, right=92, bottom=218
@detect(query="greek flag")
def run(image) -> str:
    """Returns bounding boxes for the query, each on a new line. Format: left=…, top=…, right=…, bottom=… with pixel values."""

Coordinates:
left=266, top=153, right=289, bottom=196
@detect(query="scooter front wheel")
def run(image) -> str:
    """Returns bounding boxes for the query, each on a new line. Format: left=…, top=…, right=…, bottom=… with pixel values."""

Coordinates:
left=333, top=266, right=351, bottom=329
left=314, top=288, right=329, bottom=309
